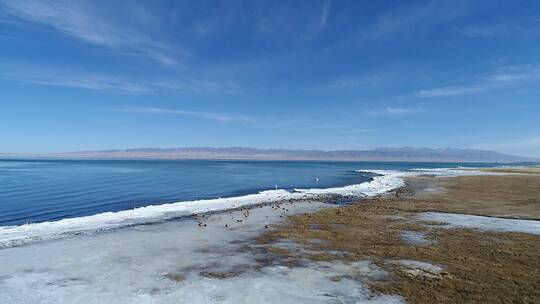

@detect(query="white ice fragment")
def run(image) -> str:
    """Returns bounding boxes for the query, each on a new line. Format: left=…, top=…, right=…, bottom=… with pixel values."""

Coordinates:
left=401, top=230, right=432, bottom=246
left=419, top=212, right=540, bottom=235
left=390, top=260, right=444, bottom=279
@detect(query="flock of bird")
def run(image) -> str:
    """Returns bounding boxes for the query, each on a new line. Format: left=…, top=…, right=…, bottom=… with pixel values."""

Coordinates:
left=193, top=177, right=323, bottom=229
left=192, top=200, right=299, bottom=229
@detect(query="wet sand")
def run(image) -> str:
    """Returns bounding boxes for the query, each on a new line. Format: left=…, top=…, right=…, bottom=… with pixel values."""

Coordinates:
left=259, top=172, right=540, bottom=303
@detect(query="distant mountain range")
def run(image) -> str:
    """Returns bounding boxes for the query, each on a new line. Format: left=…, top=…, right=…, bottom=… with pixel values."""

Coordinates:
left=11, top=147, right=536, bottom=163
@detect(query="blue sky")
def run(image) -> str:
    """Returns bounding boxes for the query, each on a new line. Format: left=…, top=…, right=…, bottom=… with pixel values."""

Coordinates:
left=0, top=0, right=539, bottom=157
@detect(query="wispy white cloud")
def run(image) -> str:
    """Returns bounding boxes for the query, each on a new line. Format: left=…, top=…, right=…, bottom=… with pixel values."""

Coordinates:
left=416, top=64, right=540, bottom=98
left=250, top=1, right=332, bottom=39
left=0, top=67, right=151, bottom=94
left=0, top=65, right=241, bottom=95
left=337, top=128, right=377, bottom=134
left=487, top=65, right=540, bottom=82
left=125, top=107, right=257, bottom=123
left=364, top=0, right=473, bottom=39
left=416, top=85, right=487, bottom=98
left=154, top=80, right=241, bottom=95
left=319, top=0, right=332, bottom=31
left=330, top=71, right=391, bottom=89
left=367, top=106, right=424, bottom=116
left=456, top=24, right=530, bottom=38
left=0, top=0, right=179, bottom=65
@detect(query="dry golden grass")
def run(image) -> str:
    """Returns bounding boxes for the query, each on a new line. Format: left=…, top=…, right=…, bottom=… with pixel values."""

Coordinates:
left=402, top=174, right=540, bottom=220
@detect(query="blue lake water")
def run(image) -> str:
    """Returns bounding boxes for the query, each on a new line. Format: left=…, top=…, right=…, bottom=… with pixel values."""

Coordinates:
left=0, top=159, right=501, bottom=226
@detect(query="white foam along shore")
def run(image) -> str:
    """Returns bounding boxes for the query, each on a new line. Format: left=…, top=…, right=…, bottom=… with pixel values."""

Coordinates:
left=0, top=168, right=492, bottom=248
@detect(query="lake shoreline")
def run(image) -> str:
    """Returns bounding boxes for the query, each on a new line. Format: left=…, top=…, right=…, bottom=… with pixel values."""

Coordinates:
left=2, top=167, right=539, bottom=303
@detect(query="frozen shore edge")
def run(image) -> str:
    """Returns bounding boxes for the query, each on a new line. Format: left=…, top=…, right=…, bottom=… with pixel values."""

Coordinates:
left=0, top=168, right=499, bottom=248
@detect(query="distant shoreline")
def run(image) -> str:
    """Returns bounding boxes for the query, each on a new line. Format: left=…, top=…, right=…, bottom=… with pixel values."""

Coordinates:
left=0, top=155, right=535, bottom=164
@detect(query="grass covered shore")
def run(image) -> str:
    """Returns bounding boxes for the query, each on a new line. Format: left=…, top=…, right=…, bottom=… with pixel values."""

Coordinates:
left=258, top=169, right=540, bottom=303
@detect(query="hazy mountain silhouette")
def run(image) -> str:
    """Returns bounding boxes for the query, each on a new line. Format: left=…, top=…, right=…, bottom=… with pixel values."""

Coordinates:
left=37, top=147, right=538, bottom=162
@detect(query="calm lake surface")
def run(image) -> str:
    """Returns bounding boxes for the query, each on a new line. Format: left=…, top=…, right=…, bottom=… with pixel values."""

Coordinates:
left=0, top=159, right=501, bottom=226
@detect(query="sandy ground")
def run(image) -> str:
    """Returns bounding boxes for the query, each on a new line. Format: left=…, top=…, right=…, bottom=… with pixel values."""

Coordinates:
left=258, top=171, right=540, bottom=303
